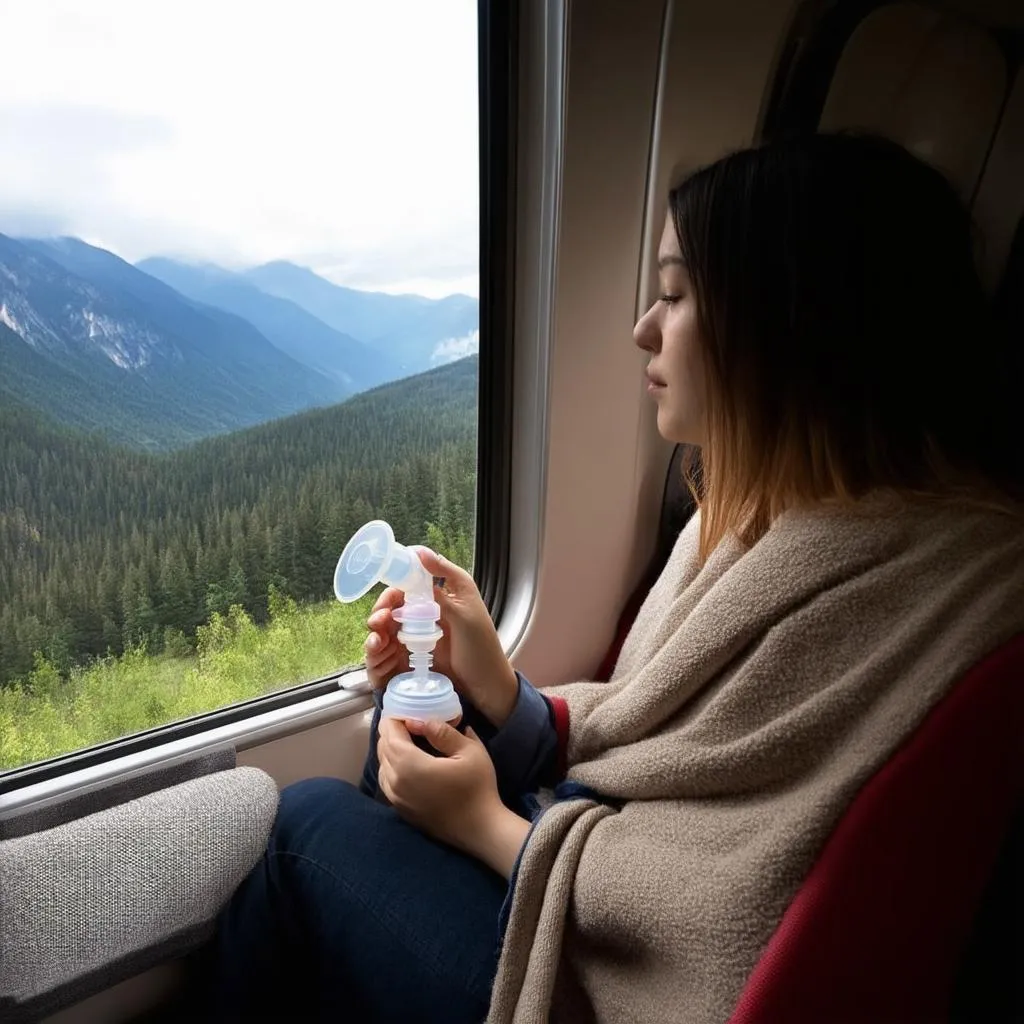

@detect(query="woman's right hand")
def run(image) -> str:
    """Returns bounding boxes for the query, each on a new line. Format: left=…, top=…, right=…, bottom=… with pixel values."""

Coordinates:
left=363, top=548, right=520, bottom=728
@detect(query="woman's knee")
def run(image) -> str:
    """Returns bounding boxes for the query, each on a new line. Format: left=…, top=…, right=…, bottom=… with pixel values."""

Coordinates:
left=281, top=775, right=357, bottom=806
left=271, top=776, right=365, bottom=852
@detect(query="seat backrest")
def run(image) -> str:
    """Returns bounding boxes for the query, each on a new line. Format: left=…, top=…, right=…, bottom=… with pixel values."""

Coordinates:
left=728, top=633, right=1024, bottom=1024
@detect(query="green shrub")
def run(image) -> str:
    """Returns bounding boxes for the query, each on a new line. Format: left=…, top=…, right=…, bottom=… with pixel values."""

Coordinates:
left=0, top=591, right=377, bottom=771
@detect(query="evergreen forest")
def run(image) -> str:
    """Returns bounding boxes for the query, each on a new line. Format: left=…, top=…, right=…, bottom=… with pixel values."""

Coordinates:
left=0, top=356, right=478, bottom=692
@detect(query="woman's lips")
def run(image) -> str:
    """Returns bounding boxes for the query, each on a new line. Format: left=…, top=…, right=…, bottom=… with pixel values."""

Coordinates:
left=646, top=373, right=666, bottom=392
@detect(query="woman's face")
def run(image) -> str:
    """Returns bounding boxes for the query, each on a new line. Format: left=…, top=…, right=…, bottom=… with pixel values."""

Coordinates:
left=633, top=213, right=707, bottom=446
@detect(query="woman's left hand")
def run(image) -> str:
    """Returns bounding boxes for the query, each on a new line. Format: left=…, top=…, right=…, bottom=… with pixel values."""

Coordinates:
left=377, top=718, right=531, bottom=878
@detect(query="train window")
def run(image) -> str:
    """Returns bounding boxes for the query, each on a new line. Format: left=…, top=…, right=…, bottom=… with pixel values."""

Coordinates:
left=0, top=0, right=483, bottom=774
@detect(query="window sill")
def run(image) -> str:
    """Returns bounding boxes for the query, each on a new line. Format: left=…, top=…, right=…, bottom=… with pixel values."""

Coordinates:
left=0, top=673, right=373, bottom=821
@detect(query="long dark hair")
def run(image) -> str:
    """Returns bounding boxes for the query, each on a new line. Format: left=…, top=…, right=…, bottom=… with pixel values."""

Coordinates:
left=668, top=132, right=1022, bottom=557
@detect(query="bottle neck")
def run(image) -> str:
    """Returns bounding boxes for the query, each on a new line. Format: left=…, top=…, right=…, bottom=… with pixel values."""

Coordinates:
left=408, top=651, right=433, bottom=678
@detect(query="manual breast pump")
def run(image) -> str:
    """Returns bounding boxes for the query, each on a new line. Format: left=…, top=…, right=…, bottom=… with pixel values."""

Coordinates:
left=333, top=520, right=462, bottom=723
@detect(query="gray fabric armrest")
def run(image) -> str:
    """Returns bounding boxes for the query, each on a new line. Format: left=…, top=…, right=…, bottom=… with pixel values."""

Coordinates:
left=0, top=748, right=237, bottom=841
left=0, top=766, right=278, bottom=1013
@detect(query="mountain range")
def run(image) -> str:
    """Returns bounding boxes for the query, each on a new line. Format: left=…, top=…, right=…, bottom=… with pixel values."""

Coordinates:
left=240, top=261, right=479, bottom=373
left=133, top=258, right=396, bottom=390
left=0, top=235, right=478, bottom=449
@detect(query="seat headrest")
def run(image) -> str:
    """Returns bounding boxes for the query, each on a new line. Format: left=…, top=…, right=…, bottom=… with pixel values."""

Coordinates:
left=819, top=3, right=1008, bottom=201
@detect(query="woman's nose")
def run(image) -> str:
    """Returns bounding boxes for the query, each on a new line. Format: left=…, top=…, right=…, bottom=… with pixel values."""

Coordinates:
left=633, top=304, right=660, bottom=353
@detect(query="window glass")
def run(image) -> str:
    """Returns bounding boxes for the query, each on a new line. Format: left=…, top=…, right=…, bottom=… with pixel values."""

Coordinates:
left=0, top=0, right=479, bottom=771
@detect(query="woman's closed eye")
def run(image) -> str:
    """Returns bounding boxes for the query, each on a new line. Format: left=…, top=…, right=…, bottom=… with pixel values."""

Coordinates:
left=659, top=293, right=682, bottom=305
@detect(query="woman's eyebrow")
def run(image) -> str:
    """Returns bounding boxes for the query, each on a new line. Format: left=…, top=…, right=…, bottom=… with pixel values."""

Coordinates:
left=657, top=254, right=686, bottom=269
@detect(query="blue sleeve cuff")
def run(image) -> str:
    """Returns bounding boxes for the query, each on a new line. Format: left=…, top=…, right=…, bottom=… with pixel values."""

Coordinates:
left=486, top=672, right=559, bottom=801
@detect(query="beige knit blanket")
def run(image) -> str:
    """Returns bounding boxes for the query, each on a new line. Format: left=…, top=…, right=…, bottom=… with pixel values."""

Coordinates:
left=487, top=495, right=1024, bottom=1024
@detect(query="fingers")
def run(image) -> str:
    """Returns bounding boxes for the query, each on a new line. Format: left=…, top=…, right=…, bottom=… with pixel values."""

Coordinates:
left=403, top=718, right=466, bottom=756
left=366, top=609, right=397, bottom=634
left=377, top=718, right=422, bottom=782
left=377, top=762, right=394, bottom=804
left=376, top=743, right=411, bottom=810
left=367, top=607, right=400, bottom=641
left=366, top=652, right=404, bottom=688
left=379, top=716, right=414, bottom=747
left=364, top=630, right=399, bottom=659
left=364, top=629, right=406, bottom=688
left=376, top=722, right=397, bottom=785
left=365, top=592, right=402, bottom=685
left=409, top=547, right=473, bottom=594
left=366, top=651, right=403, bottom=683
left=371, top=587, right=407, bottom=614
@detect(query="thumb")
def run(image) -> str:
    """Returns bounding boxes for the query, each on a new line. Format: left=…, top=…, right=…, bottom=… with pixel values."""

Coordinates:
left=405, top=717, right=467, bottom=756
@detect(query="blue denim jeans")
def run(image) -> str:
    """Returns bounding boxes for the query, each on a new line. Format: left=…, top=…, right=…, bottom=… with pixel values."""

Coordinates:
left=200, top=715, right=510, bottom=1022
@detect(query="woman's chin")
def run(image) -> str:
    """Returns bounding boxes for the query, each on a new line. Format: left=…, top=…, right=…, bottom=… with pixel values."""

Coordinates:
left=656, top=408, right=702, bottom=447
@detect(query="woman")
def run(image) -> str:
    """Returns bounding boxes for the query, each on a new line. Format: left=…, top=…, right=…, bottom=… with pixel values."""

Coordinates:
left=202, top=133, right=1024, bottom=1023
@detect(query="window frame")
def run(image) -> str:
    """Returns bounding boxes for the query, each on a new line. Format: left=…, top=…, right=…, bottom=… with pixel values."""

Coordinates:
left=475, top=0, right=519, bottom=619
left=0, top=0, right=517, bottom=795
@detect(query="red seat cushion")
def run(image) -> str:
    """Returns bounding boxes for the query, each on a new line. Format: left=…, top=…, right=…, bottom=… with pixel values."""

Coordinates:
left=729, top=633, right=1024, bottom=1024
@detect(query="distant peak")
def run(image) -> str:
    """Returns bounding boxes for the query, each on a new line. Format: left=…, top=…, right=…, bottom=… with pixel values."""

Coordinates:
left=247, top=259, right=313, bottom=275
left=136, top=255, right=237, bottom=279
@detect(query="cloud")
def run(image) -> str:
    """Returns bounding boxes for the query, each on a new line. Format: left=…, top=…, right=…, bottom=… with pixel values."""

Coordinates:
left=314, top=237, right=479, bottom=298
left=0, top=105, right=174, bottom=238
left=431, top=328, right=479, bottom=364
left=0, top=0, right=479, bottom=299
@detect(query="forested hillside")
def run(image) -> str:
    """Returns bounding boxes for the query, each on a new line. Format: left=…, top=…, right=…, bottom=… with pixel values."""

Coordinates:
left=0, top=356, right=477, bottom=687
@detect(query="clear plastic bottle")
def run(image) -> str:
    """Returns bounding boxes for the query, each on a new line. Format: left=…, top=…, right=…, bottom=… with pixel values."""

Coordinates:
left=334, top=520, right=462, bottom=724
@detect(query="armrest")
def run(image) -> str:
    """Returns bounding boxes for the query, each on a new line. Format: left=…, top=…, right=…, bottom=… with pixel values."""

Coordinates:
left=0, top=766, right=278, bottom=1020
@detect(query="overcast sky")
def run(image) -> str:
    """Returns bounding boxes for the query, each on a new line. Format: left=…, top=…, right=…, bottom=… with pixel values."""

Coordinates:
left=0, top=0, right=478, bottom=299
